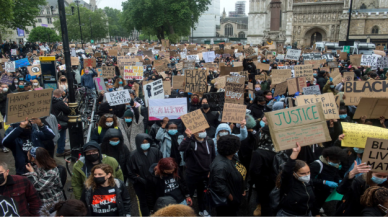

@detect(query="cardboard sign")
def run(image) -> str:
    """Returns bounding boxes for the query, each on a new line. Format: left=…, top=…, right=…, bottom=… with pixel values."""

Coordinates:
left=350, top=54, right=362, bottom=66
left=274, top=81, right=288, bottom=97
left=14, top=58, right=30, bottom=69
left=272, top=69, right=292, bottom=85
left=255, top=73, right=267, bottom=81
left=225, top=76, right=245, bottom=104
left=163, top=81, right=171, bottom=95
left=184, top=69, right=207, bottom=93
left=180, top=109, right=210, bottom=134
left=240, top=71, right=249, bottom=82
left=244, top=47, right=255, bottom=56
left=287, top=77, right=307, bottom=95
left=71, top=57, right=80, bottom=66
left=94, top=52, right=102, bottom=58
left=296, top=93, right=339, bottom=120
left=143, top=79, right=164, bottom=107
left=108, top=50, right=118, bottom=56
left=343, top=72, right=354, bottom=82
left=202, top=51, right=216, bottom=63
left=6, top=89, right=53, bottom=124
left=84, top=58, right=96, bottom=68
left=353, top=98, right=388, bottom=119
left=341, top=122, right=388, bottom=148
left=4, top=62, right=15, bottom=72
left=340, top=52, right=348, bottom=60
left=265, top=102, right=331, bottom=152
left=27, top=65, right=41, bottom=76
left=94, top=77, right=107, bottom=93
left=285, top=49, right=302, bottom=60
left=149, top=98, right=187, bottom=121
left=117, top=56, right=139, bottom=67
left=221, top=103, right=247, bottom=123
left=183, top=61, right=195, bottom=69
left=124, top=66, right=143, bottom=80
left=255, top=62, right=270, bottom=71
left=328, top=62, right=338, bottom=68
left=203, top=92, right=225, bottom=111
left=105, top=90, right=131, bottom=106
left=303, top=85, right=321, bottom=95
left=362, top=138, right=388, bottom=173
left=220, top=66, right=244, bottom=76
left=344, top=81, right=388, bottom=105
left=294, top=64, right=313, bottom=81
left=101, top=66, right=115, bottom=78
left=176, top=62, right=183, bottom=70
left=304, top=60, right=322, bottom=69
left=0, top=74, right=13, bottom=85
left=172, top=76, right=185, bottom=89
left=376, top=46, right=385, bottom=51
left=213, top=76, right=227, bottom=89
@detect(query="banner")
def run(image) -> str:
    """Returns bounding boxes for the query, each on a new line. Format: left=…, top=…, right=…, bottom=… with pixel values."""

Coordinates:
left=344, top=81, right=388, bottom=106
left=221, top=103, right=247, bottom=123
left=225, top=76, right=245, bottom=104
left=296, top=93, right=339, bottom=120
left=362, top=138, right=388, bottom=173
left=285, top=49, right=302, bottom=60
left=105, top=90, right=131, bottom=106
left=124, top=66, right=143, bottom=80
left=341, top=122, right=388, bottom=148
left=14, top=58, right=30, bottom=69
left=143, top=79, right=164, bottom=107
left=148, top=98, right=187, bottom=120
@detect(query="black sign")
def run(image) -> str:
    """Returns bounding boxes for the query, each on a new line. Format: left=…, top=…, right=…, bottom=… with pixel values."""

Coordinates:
left=204, top=92, right=225, bottom=111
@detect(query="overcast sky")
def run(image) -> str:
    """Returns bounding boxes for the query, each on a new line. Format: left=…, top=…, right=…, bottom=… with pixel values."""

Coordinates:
left=97, top=0, right=248, bottom=15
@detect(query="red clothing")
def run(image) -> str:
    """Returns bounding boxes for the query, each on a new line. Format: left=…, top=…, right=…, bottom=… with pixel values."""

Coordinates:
left=1, top=175, right=42, bottom=216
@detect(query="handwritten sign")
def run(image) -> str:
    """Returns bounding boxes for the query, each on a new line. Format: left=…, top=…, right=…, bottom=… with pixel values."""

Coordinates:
left=341, top=122, right=388, bottom=148
left=105, top=90, right=131, bottom=106
left=362, top=138, right=388, bottom=173
left=176, top=62, right=183, bottom=70
left=221, top=103, right=246, bottom=123
left=180, top=109, right=210, bottom=134
left=6, top=89, right=53, bottom=124
left=124, top=66, right=143, bottom=80
left=350, top=54, right=362, bottom=66
left=184, top=69, right=207, bottom=93
left=294, top=64, right=313, bottom=81
left=360, top=54, right=380, bottom=70
left=303, top=85, right=321, bottom=95
left=94, top=77, right=107, bottom=93
left=265, top=102, right=331, bottom=152
left=172, top=76, right=185, bottom=89
left=287, top=77, right=307, bottom=95
left=14, top=58, right=30, bottom=69
left=143, top=79, right=164, bottom=107
left=27, top=65, right=41, bottom=76
left=0, top=75, right=13, bottom=85
left=117, top=56, right=138, bottom=67
left=244, top=47, right=255, bottom=56
left=163, top=81, right=171, bottom=95
left=108, top=50, right=118, bottom=56
left=272, top=69, right=292, bottom=85
left=220, top=66, right=244, bottom=76
left=101, top=66, right=115, bottom=78
left=344, top=81, right=388, bottom=105
left=296, top=93, right=339, bottom=120
left=225, top=76, right=244, bottom=104
left=149, top=98, right=187, bottom=120
left=274, top=81, right=288, bottom=97
left=4, top=62, right=15, bottom=72
left=255, top=62, right=270, bottom=71
left=353, top=98, right=388, bottom=119
left=204, top=92, right=225, bottom=111
left=285, top=49, right=301, bottom=60
left=213, top=76, right=227, bottom=89
left=84, top=58, right=96, bottom=68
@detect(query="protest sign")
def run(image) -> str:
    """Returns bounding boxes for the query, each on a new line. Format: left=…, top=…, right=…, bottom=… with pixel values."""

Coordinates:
left=376, top=46, right=385, bottom=51
left=240, top=71, right=249, bottom=82
left=255, top=63, right=270, bottom=71
left=176, top=62, right=183, bottom=70
left=287, top=77, right=306, bottom=95
left=117, top=56, right=138, bottom=67
left=202, top=51, right=216, bottom=63
left=11, top=49, right=17, bottom=55
left=255, top=73, right=267, bottom=81
left=183, top=61, right=195, bottom=69
left=203, top=92, right=225, bottom=111
left=304, top=60, right=321, bottom=69
left=340, top=52, right=348, bottom=60
left=184, top=69, right=207, bottom=93
left=220, top=66, right=244, bottom=76
left=360, top=54, right=380, bottom=70
left=94, top=77, right=107, bottom=93
left=96, top=68, right=102, bottom=76
left=71, top=57, right=80, bottom=66
left=27, top=65, right=41, bottom=76
left=181, top=109, right=210, bottom=134
left=265, top=102, right=331, bottom=152
left=331, top=68, right=340, bottom=78
left=14, top=58, right=30, bottom=69
left=353, top=98, right=388, bottom=119
left=101, top=66, right=115, bottom=78
left=32, top=60, right=40, bottom=66
left=274, top=81, right=288, bottom=96
left=294, top=64, right=313, bottom=81
left=350, top=54, right=362, bottom=66
left=221, top=103, right=247, bottom=123
left=225, top=76, right=245, bottom=104
left=343, top=72, right=354, bottom=82
left=94, top=52, right=101, bottom=58
left=303, top=85, right=321, bottom=95
left=108, top=50, right=118, bottom=56
left=285, top=49, right=302, bottom=60
left=163, top=81, right=171, bottom=95
left=172, top=76, right=185, bottom=89
left=362, top=138, right=388, bottom=173
left=4, top=62, right=15, bottom=72
left=328, top=62, right=337, bottom=68
left=84, top=58, right=96, bottom=68
left=272, top=69, right=292, bottom=85
left=203, top=63, right=218, bottom=69
left=105, top=90, right=131, bottom=106
left=187, top=55, right=199, bottom=62
left=149, top=98, right=187, bottom=120
left=244, top=47, right=255, bottom=56
left=332, top=73, right=342, bottom=86
left=214, top=76, right=227, bottom=89
left=296, top=93, right=339, bottom=120
left=277, top=54, right=285, bottom=60
left=143, top=79, right=164, bottom=107
left=124, top=66, right=143, bottom=80
left=6, top=89, right=53, bottom=124
left=377, top=56, right=388, bottom=69
left=0, top=74, right=13, bottom=85
left=341, top=122, right=388, bottom=148
left=344, top=81, right=388, bottom=105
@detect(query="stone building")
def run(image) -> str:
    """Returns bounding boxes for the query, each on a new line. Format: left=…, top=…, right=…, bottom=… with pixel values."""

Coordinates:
left=215, top=8, right=248, bottom=42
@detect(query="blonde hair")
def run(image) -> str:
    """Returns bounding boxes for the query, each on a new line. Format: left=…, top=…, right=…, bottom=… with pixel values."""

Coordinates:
left=85, top=164, right=116, bottom=190
left=58, top=75, right=68, bottom=90
left=31, top=79, right=41, bottom=89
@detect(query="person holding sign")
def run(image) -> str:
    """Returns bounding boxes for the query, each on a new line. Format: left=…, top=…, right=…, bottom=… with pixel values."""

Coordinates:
left=114, top=77, right=126, bottom=91
left=81, top=67, right=97, bottom=90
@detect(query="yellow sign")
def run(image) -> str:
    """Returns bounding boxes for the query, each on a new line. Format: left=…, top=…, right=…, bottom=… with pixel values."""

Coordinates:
left=39, top=56, right=56, bottom=61
left=341, top=122, right=388, bottom=148
left=123, top=66, right=143, bottom=80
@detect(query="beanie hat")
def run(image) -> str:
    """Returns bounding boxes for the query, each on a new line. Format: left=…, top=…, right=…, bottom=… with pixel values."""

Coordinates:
left=124, top=109, right=133, bottom=117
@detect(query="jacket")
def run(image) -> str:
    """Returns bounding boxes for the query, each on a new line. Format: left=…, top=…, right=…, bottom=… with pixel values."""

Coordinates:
left=209, top=154, right=245, bottom=204
left=213, top=124, right=248, bottom=155
left=43, top=114, right=60, bottom=144
left=202, top=109, right=220, bottom=138
left=362, top=206, right=385, bottom=216
left=149, top=122, right=162, bottom=142
left=279, top=158, right=315, bottom=216
left=309, top=159, right=341, bottom=191
left=316, top=74, right=327, bottom=92
left=3, top=125, right=56, bottom=175
left=71, top=141, right=124, bottom=200
left=82, top=179, right=131, bottom=216
left=51, top=97, right=71, bottom=122
left=117, top=112, right=145, bottom=152
left=248, top=103, right=271, bottom=120
left=0, top=88, right=12, bottom=116
left=90, top=125, right=117, bottom=144
left=81, top=68, right=97, bottom=89
left=322, top=80, right=336, bottom=94
left=127, top=133, right=163, bottom=185
left=155, top=127, right=184, bottom=165
left=1, top=175, right=42, bottom=216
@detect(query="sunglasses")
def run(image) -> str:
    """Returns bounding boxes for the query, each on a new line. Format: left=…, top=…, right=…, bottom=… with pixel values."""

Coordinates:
left=104, top=114, right=114, bottom=118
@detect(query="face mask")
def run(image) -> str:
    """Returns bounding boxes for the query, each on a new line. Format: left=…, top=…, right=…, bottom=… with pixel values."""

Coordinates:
left=353, top=147, right=364, bottom=154
left=19, top=85, right=24, bottom=89
left=148, top=68, right=151, bottom=71
left=125, top=118, right=132, bottom=123
left=339, top=114, right=347, bottom=119
left=202, top=104, right=209, bottom=109
left=172, top=59, right=175, bottom=61
left=33, top=83, right=38, bottom=86
left=168, top=129, right=178, bottom=135
left=105, top=122, right=113, bottom=127
left=198, top=132, right=207, bottom=138
left=19, top=78, right=23, bottom=81
left=219, top=132, right=228, bottom=137
left=141, top=143, right=150, bottom=151
left=179, top=91, right=184, bottom=94
left=328, top=161, right=339, bottom=167
left=109, top=140, right=120, bottom=146
left=14, top=80, right=18, bottom=83
left=61, top=79, right=66, bottom=82
left=338, top=65, right=341, bottom=68
left=85, top=153, right=99, bottom=162
left=191, top=98, right=198, bottom=104
left=93, top=176, right=106, bottom=185
left=119, top=81, right=123, bottom=85
left=2, top=88, right=8, bottom=92
left=255, top=87, right=261, bottom=91
left=177, top=58, right=179, bottom=61
left=296, top=173, right=310, bottom=183
left=371, top=176, right=387, bottom=185
left=84, top=71, right=88, bottom=74
left=0, top=173, right=5, bottom=184
left=263, top=60, right=266, bottom=63
left=265, top=95, right=272, bottom=100
left=330, top=85, right=335, bottom=88
left=108, top=88, right=113, bottom=92
left=313, top=73, right=317, bottom=77
left=260, top=120, right=266, bottom=128
left=105, top=81, right=108, bottom=84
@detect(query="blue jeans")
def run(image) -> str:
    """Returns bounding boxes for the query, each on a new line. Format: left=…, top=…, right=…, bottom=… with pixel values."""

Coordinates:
left=57, top=129, right=67, bottom=154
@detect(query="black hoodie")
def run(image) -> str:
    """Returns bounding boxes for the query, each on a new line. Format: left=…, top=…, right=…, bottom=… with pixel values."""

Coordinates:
left=82, top=141, right=103, bottom=178
left=127, top=133, right=162, bottom=185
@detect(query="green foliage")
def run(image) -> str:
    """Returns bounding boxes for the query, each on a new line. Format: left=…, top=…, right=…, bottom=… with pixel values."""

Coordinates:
left=104, top=7, right=129, bottom=38
left=53, top=3, right=108, bottom=42
left=27, top=26, right=61, bottom=42
left=0, top=0, right=46, bottom=30
left=121, top=0, right=211, bottom=41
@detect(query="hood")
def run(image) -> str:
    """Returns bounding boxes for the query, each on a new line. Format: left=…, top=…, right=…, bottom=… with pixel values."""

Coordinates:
left=82, top=140, right=102, bottom=161
left=135, top=133, right=153, bottom=151
left=215, top=123, right=231, bottom=137
left=102, top=128, right=124, bottom=144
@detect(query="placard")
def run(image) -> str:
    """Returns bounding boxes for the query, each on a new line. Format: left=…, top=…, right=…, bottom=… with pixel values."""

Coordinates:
left=117, top=56, right=138, bottom=67
left=240, top=71, right=249, bottom=82
left=360, top=54, right=380, bottom=70
left=285, top=49, right=302, bottom=60
left=176, top=62, right=183, bottom=70
left=14, top=58, right=30, bottom=69
left=255, top=62, right=270, bottom=71
left=304, top=60, right=322, bottom=69
left=344, top=81, right=388, bottom=105
left=341, top=122, right=388, bottom=148
left=255, top=73, right=267, bottom=81
left=213, top=76, right=227, bottom=89
left=149, top=98, right=187, bottom=120
left=11, top=49, right=17, bottom=55
left=202, top=51, right=216, bottom=63
left=340, top=52, right=348, bottom=60
left=6, top=89, right=53, bottom=124
left=350, top=54, right=362, bottom=66
left=272, top=69, right=292, bottom=85
left=220, top=66, right=244, bottom=76
left=274, top=81, right=288, bottom=96
left=362, top=138, right=388, bottom=173
left=244, top=47, right=255, bottom=56
left=265, top=102, right=331, bottom=152
left=27, top=65, right=41, bottom=76
left=94, top=77, right=107, bottom=93
left=124, top=66, right=143, bottom=80
left=294, top=64, right=313, bottom=81
left=180, top=109, right=210, bottom=134
left=287, top=77, right=307, bottom=95
left=71, top=57, right=80, bottom=66
left=4, top=62, right=15, bottom=72
left=296, top=93, right=339, bottom=120
left=221, top=103, right=247, bottom=123
left=184, top=69, right=207, bottom=93
left=225, top=76, right=245, bottom=104
left=101, top=66, right=115, bottom=78
left=84, top=58, right=96, bottom=68
left=353, top=98, right=388, bottom=119
left=163, top=81, right=171, bottom=95
left=204, top=92, right=225, bottom=111
left=105, top=90, right=131, bottom=106
left=0, top=74, right=13, bottom=85
left=108, top=50, right=118, bottom=56
left=172, top=76, right=185, bottom=89
left=143, top=79, right=164, bottom=107
left=303, top=85, right=321, bottom=95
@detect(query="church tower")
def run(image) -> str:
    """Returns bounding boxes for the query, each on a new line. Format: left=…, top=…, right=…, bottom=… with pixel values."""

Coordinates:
left=222, top=8, right=226, bottom=18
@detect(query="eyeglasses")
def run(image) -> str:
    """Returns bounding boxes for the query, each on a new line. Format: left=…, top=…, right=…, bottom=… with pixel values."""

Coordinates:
left=104, top=114, right=114, bottom=118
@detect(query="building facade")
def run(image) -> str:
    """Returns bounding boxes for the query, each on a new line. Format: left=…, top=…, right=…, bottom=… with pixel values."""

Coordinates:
left=192, top=0, right=221, bottom=39
left=216, top=9, right=248, bottom=43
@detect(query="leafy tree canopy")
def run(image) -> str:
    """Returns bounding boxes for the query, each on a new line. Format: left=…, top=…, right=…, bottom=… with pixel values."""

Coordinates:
left=103, top=7, right=129, bottom=38
left=27, top=26, right=61, bottom=43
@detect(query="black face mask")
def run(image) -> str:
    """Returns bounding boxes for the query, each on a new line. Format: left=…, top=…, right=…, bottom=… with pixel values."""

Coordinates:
left=94, top=176, right=106, bottom=185
left=202, top=104, right=209, bottom=109
left=60, top=79, right=66, bottom=82
left=0, top=173, right=5, bottom=184
left=85, top=153, right=99, bottom=162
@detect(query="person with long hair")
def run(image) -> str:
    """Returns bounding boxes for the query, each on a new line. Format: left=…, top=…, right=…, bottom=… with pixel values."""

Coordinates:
left=24, top=147, right=65, bottom=206
left=31, top=79, right=42, bottom=90
left=57, top=75, right=68, bottom=93
left=81, top=164, right=131, bottom=216
left=54, top=199, right=87, bottom=216
left=91, top=113, right=119, bottom=143
left=114, top=77, right=126, bottom=91
left=360, top=186, right=388, bottom=216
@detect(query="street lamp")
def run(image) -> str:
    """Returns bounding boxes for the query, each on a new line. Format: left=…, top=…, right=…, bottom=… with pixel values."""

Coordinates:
left=74, top=0, right=84, bottom=49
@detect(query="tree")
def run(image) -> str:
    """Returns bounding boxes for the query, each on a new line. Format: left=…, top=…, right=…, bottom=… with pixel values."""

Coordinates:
left=53, top=3, right=108, bottom=42
left=121, top=0, right=211, bottom=43
left=27, top=26, right=61, bottom=43
left=104, top=7, right=129, bottom=39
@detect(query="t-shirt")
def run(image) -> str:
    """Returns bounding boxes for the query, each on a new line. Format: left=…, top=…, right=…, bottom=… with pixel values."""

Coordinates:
left=91, top=186, right=119, bottom=216
left=163, top=175, right=185, bottom=203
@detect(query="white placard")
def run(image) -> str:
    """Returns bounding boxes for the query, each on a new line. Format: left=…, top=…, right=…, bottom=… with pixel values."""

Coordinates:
left=202, top=51, right=216, bottom=63
left=143, top=79, right=164, bottom=107
left=4, top=61, right=15, bottom=72
left=105, top=90, right=131, bottom=106
left=285, top=49, right=302, bottom=60
left=187, top=55, right=199, bottom=62
left=11, top=49, right=17, bottom=55
left=148, top=98, right=187, bottom=120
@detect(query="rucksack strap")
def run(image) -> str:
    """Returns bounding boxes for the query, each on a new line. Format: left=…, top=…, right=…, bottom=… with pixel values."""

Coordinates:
left=315, top=159, right=324, bottom=174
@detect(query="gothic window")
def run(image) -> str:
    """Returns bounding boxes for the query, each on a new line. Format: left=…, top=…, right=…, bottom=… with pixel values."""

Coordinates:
left=360, top=3, right=367, bottom=9
left=372, top=26, right=379, bottom=34
left=46, top=8, right=51, bottom=14
left=225, top=24, right=233, bottom=36
left=216, top=32, right=220, bottom=37
left=238, top=32, right=245, bottom=38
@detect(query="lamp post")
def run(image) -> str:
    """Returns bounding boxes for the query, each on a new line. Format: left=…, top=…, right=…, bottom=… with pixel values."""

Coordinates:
left=346, top=0, right=353, bottom=43
left=75, top=0, right=84, bottom=48
left=89, top=16, right=92, bottom=42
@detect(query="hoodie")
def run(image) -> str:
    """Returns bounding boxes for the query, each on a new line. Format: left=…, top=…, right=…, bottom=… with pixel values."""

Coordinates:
left=213, top=123, right=248, bottom=155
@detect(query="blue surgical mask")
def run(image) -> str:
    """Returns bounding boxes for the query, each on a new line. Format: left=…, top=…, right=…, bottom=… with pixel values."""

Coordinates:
left=172, top=59, right=175, bottom=61
left=109, top=140, right=120, bottom=146
left=125, top=118, right=132, bottom=123
left=168, top=129, right=178, bottom=135
left=219, top=132, right=229, bottom=137
left=338, top=65, right=341, bottom=68
left=313, top=73, right=317, bottom=77
left=339, top=114, right=347, bottom=119
left=19, top=78, right=24, bottom=81
left=105, top=81, right=108, bottom=84
left=263, top=60, right=266, bottom=63
left=371, top=176, right=387, bottom=185
left=328, top=161, right=339, bottom=167
left=108, top=88, right=113, bottom=92
left=353, top=147, right=364, bottom=154
left=19, top=85, right=24, bottom=88
left=141, top=143, right=150, bottom=151
left=148, top=68, right=151, bottom=71
left=119, top=81, right=123, bottom=85
left=330, top=85, right=335, bottom=88
left=177, top=58, right=180, bottom=60
left=260, top=120, right=265, bottom=128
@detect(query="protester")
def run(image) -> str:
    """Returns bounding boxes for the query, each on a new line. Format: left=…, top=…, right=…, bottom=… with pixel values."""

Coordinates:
left=91, top=113, right=119, bottom=143
left=360, top=186, right=388, bottom=216
left=51, top=89, right=71, bottom=157
left=81, top=67, right=97, bottom=89
left=117, top=107, right=145, bottom=152
left=51, top=199, right=88, bottom=216
left=156, top=117, right=184, bottom=165
left=57, top=75, right=68, bottom=93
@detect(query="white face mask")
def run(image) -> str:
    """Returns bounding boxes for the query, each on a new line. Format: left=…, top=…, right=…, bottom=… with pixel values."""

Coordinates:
left=198, top=132, right=207, bottom=138
left=2, top=88, right=8, bottom=92
left=14, top=80, right=18, bottom=83
left=295, top=173, right=310, bottom=183
left=105, top=122, right=113, bottom=127
left=219, top=132, right=229, bottom=137
left=33, top=83, right=38, bottom=86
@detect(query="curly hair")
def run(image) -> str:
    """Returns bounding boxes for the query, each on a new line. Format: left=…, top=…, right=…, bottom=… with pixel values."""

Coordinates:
left=55, top=199, right=87, bottom=216
left=322, top=146, right=347, bottom=162
left=98, top=113, right=118, bottom=128
left=114, top=77, right=126, bottom=88
left=85, top=164, right=116, bottom=190
left=154, top=157, right=180, bottom=180
left=360, top=186, right=388, bottom=207
left=217, top=135, right=240, bottom=156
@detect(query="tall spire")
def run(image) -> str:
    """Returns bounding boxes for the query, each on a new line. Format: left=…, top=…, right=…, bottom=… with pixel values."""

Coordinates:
left=222, top=7, right=226, bottom=18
